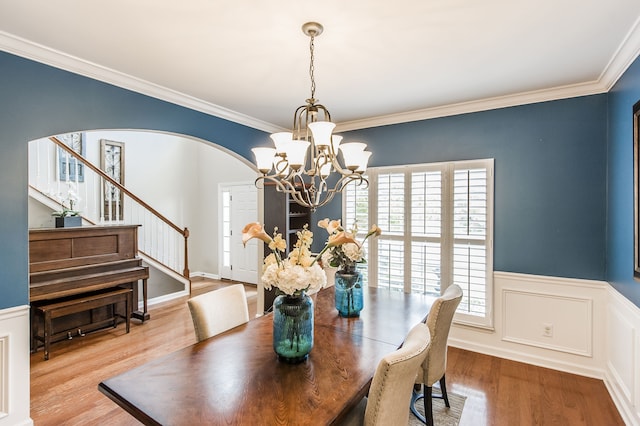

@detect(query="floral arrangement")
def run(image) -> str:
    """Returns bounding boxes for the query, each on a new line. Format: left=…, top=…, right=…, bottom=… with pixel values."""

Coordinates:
left=51, top=184, right=81, bottom=217
left=316, top=218, right=382, bottom=270
left=242, top=222, right=326, bottom=296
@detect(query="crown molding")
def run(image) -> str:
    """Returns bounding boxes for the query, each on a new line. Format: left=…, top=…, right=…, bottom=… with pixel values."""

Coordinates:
left=335, top=81, right=607, bottom=132
left=2, top=20, right=640, bottom=135
left=0, top=31, right=282, bottom=134
left=337, top=17, right=640, bottom=132
left=599, top=15, right=640, bottom=91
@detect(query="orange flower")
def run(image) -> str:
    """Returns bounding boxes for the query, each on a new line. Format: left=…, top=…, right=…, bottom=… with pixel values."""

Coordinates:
left=328, top=231, right=358, bottom=247
left=318, top=218, right=342, bottom=235
left=242, top=222, right=272, bottom=246
left=365, top=225, right=382, bottom=239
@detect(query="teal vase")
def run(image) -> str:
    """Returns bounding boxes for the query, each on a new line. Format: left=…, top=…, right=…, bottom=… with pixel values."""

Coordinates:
left=273, top=292, right=314, bottom=363
left=334, top=265, right=364, bottom=317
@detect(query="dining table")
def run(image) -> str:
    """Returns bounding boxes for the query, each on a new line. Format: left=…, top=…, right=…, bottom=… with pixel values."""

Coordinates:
left=98, top=285, right=434, bottom=425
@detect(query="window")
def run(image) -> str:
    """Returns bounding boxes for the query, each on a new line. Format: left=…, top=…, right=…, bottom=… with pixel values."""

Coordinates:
left=222, top=189, right=232, bottom=268
left=344, top=159, right=494, bottom=328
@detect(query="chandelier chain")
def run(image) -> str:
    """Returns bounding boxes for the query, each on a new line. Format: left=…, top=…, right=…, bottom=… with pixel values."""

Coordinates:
left=309, top=33, right=316, bottom=101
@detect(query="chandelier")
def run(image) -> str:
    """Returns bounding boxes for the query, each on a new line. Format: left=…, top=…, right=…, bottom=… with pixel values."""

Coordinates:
left=251, top=22, right=371, bottom=211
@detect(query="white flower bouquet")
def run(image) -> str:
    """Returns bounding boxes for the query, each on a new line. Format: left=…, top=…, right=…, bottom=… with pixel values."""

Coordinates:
left=242, top=222, right=326, bottom=296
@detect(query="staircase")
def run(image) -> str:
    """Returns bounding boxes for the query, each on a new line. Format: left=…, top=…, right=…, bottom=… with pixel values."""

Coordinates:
left=28, top=136, right=191, bottom=293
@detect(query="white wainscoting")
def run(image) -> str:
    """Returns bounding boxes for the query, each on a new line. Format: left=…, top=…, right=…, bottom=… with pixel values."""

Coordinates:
left=450, top=271, right=608, bottom=377
left=605, top=286, right=640, bottom=425
left=0, top=305, right=33, bottom=426
left=502, top=289, right=593, bottom=357
left=449, top=271, right=640, bottom=426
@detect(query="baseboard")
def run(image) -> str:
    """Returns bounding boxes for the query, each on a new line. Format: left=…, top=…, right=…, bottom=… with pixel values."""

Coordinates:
left=605, top=368, right=640, bottom=426
left=448, top=336, right=604, bottom=379
left=147, top=289, right=190, bottom=307
left=189, top=271, right=220, bottom=280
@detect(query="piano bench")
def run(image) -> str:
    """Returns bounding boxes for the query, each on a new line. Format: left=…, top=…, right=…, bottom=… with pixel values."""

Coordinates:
left=31, top=287, right=132, bottom=360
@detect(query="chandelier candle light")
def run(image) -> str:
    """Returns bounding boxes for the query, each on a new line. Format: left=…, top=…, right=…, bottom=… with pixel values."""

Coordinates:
left=251, top=22, right=372, bottom=211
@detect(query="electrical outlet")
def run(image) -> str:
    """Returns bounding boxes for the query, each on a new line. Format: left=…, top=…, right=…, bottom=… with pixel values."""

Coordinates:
left=543, top=323, right=553, bottom=337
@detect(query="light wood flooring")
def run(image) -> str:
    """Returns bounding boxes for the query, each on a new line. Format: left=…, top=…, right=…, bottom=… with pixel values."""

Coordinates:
left=30, top=280, right=624, bottom=426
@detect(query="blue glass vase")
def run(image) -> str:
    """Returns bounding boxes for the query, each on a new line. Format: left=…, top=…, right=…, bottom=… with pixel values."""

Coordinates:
left=272, top=292, right=314, bottom=363
left=335, top=265, right=364, bottom=317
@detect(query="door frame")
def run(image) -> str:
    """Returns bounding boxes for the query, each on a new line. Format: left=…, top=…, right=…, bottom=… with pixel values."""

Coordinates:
left=218, top=182, right=260, bottom=285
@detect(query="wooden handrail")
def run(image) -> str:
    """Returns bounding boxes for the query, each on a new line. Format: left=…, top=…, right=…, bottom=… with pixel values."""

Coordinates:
left=51, top=136, right=190, bottom=278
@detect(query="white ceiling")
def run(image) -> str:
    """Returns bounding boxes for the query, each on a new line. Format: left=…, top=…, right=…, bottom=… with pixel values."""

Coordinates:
left=2, top=1, right=640, bottom=133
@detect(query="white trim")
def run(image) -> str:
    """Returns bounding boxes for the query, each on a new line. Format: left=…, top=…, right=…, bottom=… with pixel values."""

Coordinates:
left=501, top=288, right=593, bottom=357
left=0, top=306, right=33, bottom=426
left=139, top=254, right=190, bottom=288
left=336, top=81, right=607, bottom=131
left=189, top=271, right=221, bottom=280
left=495, top=270, right=608, bottom=290
left=0, top=335, right=7, bottom=419
left=337, top=17, right=640, bottom=132
left=353, top=159, right=494, bottom=328
left=0, top=31, right=283, bottom=134
left=604, top=285, right=640, bottom=426
left=448, top=271, right=640, bottom=425
left=147, top=290, right=190, bottom=307
left=600, top=15, right=640, bottom=92
left=449, top=271, right=608, bottom=379
left=3, top=20, right=640, bottom=134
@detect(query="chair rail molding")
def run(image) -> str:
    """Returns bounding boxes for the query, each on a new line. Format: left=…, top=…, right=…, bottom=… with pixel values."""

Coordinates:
left=0, top=305, right=33, bottom=426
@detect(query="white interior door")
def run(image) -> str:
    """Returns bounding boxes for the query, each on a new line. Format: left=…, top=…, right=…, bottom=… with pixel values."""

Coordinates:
left=220, top=183, right=258, bottom=284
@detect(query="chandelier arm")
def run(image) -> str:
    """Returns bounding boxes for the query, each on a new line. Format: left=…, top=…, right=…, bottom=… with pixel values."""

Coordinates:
left=331, top=174, right=367, bottom=194
left=291, top=173, right=315, bottom=207
left=255, top=175, right=292, bottom=195
left=328, top=156, right=354, bottom=175
left=273, top=156, right=291, bottom=177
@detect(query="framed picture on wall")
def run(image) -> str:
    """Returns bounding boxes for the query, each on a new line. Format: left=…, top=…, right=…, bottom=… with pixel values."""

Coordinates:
left=100, top=139, right=125, bottom=220
left=634, top=100, right=640, bottom=279
left=57, top=132, right=85, bottom=182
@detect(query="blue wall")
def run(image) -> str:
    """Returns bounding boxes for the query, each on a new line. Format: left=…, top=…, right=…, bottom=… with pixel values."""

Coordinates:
left=0, top=51, right=267, bottom=309
left=0, top=49, right=625, bottom=310
left=607, top=55, right=640, bottom=307
left=334, top=96, right=608, bottom=280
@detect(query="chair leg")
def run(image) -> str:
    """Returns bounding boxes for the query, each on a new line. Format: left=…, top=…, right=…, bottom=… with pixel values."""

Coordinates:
left=410, top=386, right=427, bottom=424
left=424, top=386, right=433, bottom=426
left=439, top=375, right=450, bottom=408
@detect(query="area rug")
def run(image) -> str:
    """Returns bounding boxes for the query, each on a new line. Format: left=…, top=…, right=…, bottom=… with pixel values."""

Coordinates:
left=408, top=392, right=466, bottom=426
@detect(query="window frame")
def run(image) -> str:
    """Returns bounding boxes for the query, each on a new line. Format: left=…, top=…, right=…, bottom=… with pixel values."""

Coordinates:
left=343, top=158, right=494, bottom=329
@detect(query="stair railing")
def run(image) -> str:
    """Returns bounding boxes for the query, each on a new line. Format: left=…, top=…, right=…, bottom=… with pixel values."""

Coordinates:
left=29, top=136, right=190, bottom=279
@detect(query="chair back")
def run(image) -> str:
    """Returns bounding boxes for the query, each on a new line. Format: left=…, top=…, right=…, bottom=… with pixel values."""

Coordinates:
left=364, top=322, right=431, bottom=426
left=421, top=284, right=463, bottom=386
left=187, top=284, right=250, bottom=342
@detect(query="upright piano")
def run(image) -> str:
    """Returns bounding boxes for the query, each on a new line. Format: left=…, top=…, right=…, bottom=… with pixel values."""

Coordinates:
left=29, top=225, right=150, bottom=333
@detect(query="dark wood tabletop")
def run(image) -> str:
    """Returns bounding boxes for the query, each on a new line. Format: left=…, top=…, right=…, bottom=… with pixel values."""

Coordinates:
left=98, top=286, right=434, bottom=426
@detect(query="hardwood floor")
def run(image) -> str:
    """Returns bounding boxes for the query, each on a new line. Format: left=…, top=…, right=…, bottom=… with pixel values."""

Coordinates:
left=30, top=281, right=624, bottom=426
left=446, top=348, right=624, bottom=426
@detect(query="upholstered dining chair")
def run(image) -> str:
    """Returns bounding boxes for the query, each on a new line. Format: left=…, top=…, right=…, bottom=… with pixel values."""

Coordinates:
left=187, top=284, right=250, bottom=342
left=410, top=284, right=463, bottom=426
left=339, top=322, right=431, bottom=426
